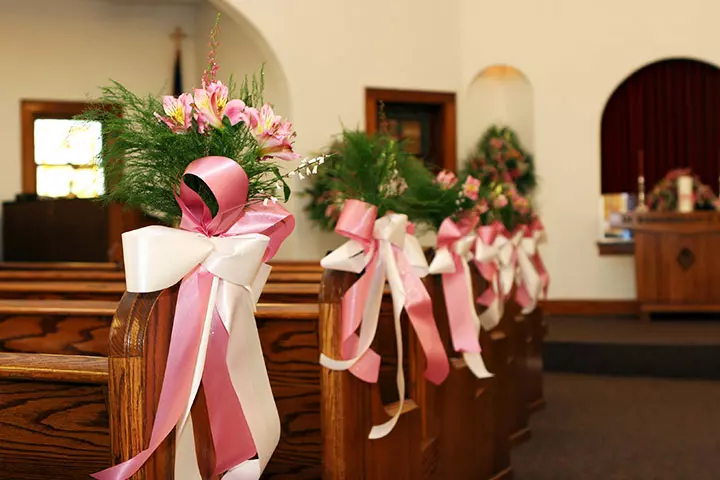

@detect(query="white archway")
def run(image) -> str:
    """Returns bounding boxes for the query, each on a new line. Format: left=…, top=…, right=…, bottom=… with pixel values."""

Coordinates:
left=465, top=64, right=534, bottom=152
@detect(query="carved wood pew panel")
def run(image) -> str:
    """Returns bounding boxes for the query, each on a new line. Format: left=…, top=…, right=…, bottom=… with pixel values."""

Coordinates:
left=525, top=306, right=547, bottom=414
left=417, top=274, right=499, bottom=480
left=0, top=352, right=111, bottom=480
left=469, top=267, right=530, bottom=451
left=319, top=269, right=422, bottom=480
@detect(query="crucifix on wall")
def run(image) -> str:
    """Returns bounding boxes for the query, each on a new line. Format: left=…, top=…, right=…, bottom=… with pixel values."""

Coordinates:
left=170, top=26, right=186, bottom=96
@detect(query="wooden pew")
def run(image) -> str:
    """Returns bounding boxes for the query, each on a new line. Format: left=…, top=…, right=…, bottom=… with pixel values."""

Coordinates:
left=525, top=306, right=547, bottom=413
left=418, top=274, right=505, bottom=480
left=0, top=269, right=320, bottom=284
left=0, top=261, right=120, bottom=271
left=0, top=352, right=110, bottom=479
left=0, top=281, right=125, bottom=301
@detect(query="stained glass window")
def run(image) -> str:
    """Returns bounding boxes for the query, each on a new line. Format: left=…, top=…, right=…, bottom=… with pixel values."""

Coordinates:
left=34, top=119, right=104, bottom=198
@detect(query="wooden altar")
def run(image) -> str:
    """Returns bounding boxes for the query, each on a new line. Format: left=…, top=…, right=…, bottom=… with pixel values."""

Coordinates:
left=621, top=211, right=720, bottom=320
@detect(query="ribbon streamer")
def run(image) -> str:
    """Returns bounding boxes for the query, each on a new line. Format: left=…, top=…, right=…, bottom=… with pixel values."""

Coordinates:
left=320, top=199, right=449, bottom=439
left=428, top=217, right=492, bottom=379
left=93, top=156, right=294, bottom=480
left=515, top=219, right=550, bottom=314
left=474, top=221, right=512, bottom=330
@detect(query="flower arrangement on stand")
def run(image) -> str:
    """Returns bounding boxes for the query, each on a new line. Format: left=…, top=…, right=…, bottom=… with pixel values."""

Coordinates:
left=463, top=125, right=537, bottom=195
left=81, top=16, right=315, bottom=480
left=646, top=168, right=720, bottom=212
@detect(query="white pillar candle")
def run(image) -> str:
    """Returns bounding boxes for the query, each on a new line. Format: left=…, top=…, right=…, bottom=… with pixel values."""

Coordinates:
left=677, top=175, right=694, bottom=213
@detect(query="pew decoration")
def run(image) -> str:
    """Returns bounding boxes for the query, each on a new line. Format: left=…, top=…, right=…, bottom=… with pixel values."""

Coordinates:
left=473, top=182, right=549, bottom=323
left=463, top=125, right=537, bottom=195
left=646, top=168, right=720, bottom=212
left=318, top=129, right=450, bottom=439
left=82, top=15, right=312, bottom=480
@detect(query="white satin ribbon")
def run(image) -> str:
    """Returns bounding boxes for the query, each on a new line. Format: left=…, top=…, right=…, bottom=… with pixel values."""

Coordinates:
left=516, top=229, right=546, bottom=314
left=122, top=225, right=279, bottom=480
left=474, top=234, right=507, bottom=331
left=429, top=235, right=492, bottom=379
left=320, top=213, right=427, bottom=439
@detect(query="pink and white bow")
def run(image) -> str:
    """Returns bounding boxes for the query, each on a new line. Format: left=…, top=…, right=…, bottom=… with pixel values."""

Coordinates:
left=473, top=221, right=517, bottom=330
left=93, top=156, right=294, bottom=480
left=320, top=199, right=449, bottom=439
left=515, top=219, right=550, bottom=314
left=428, top=216, right=492, bottom=379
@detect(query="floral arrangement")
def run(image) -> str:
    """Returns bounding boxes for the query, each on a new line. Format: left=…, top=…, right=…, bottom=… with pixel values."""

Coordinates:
left=81, top=16, right=313, bottom=224
left=82, top=16, right=314, bottom=480
left=647, top=168, right=720, bottom=212
left=486, top=182, right=536, bottom=231
left=303, top=129, right=431, bottom=230
left=463, top=125, right=536, bottom=195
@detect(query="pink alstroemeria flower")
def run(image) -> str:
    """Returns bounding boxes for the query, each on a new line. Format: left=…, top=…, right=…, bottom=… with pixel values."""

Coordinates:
left=245, top=103, right=301, bottom=161
left=154, top=93, right=193, bottom=133
left=463, top=176, right=481, bottom=201
left=193, top=81, right=247, bottom=133
left=493, top=194, right=509, bottom=208
left=436, top=170, right=458, bottom=189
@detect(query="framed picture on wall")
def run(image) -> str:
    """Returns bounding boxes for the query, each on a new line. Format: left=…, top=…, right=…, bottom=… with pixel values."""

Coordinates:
left=365, top=88, right=456, bottom=172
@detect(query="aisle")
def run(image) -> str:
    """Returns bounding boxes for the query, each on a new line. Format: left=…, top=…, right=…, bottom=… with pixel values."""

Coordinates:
left=512, top=373, right=720, bottom=479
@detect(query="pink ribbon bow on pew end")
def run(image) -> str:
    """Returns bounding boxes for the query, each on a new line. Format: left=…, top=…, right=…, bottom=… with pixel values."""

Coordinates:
left=93, top=156, right=294, bottom=480
left=515, top=218, right=551, bottom=314
left=319, top=199, right=450, bottom=439
left=428, top=216, right=493, bottom=379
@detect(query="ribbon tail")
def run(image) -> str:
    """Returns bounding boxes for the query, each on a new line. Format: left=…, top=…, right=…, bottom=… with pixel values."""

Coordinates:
left=478, top=274, right=502, bottom=331
left=224, top=287, right=280, bottom=476
left=92, top=271, right=215, bottom=480
left=463, top=352, right=493, bottom=379
left=319, top=252, right=384, bottom=383
left=394, top=246, right=449, bottom=386
left=368, top=242, right=407, bottom=439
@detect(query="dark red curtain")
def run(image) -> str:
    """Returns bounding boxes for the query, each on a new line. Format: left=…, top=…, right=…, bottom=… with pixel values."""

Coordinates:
left=601, top=58, right=720, bottom=194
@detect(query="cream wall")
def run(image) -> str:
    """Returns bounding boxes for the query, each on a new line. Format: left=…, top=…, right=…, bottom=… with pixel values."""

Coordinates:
left=224, top=0, right=720, bottom=299
left=0, top=0, right=198, bottom=252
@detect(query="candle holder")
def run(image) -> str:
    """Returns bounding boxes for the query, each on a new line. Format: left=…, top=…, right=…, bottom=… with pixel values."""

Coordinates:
left=636, top=175, right=648, bottom=212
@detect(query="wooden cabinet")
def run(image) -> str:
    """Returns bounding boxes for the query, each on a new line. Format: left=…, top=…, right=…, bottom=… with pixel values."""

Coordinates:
left=623, top=211, right=720, bottom=319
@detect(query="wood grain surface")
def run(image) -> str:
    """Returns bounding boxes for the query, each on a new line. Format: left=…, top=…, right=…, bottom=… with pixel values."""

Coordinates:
left=0, top=352, right=108, bottom=383
left=0, top=261, right=120, bottom=271
left=0, top=379, right=110, bottom=479
left=0, top=281, right=125, bottom=301
left=0, top=302, right=115, bottom=356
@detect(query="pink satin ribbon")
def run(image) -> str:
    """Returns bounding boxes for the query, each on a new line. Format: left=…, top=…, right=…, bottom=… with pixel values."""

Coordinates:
left=436, top=216, right=482, bottom=355
left=335, top=199, right=448, bottom=386
left=474, top=221, right=504, bottom=306
left=93, top=156, right=294, bottom=479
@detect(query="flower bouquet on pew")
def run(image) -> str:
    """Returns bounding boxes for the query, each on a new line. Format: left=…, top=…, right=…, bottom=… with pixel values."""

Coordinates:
left=79, top=16, right=319, bottom=480
left=387, top=167, right=497, bottom=378
left=316, top=129, right=450, bottom=439
left=480, top=182, right=549, bottom=317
